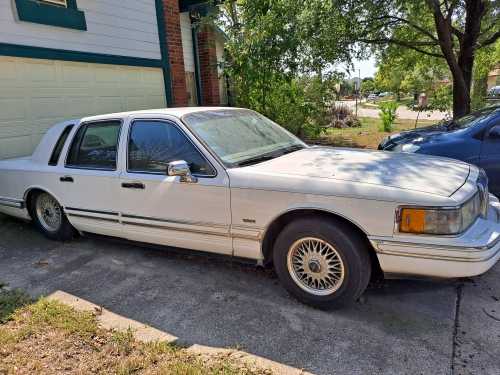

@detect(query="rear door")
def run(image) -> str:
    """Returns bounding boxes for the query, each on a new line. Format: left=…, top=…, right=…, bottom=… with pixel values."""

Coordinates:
left=479, top=116, right=500, bottom=196
left=59, top=119, right=124, bottom=237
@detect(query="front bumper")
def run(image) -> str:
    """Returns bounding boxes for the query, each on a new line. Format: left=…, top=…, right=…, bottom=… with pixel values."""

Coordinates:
left=370, top=197, right=500, bottom=278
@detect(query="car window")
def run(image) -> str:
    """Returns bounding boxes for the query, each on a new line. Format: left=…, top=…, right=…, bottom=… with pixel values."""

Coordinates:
left=449, top=107, right=500, bottom=130
left=66, top=121, right=121, bottom=170
left=182, top=109, right=305, bottom=167
left=49, top=124, right=73, bottom=166
left=127, top=120, right=215, bottom=176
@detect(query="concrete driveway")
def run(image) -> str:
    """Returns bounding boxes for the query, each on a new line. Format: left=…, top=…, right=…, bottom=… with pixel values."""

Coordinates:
left=0, top=213, right=499, bottom=375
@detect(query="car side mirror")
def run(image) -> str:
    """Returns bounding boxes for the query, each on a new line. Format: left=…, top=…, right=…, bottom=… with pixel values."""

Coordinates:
left=488, top=125, right=500, bottom=139
left=167, top=160, right=198, bottom=183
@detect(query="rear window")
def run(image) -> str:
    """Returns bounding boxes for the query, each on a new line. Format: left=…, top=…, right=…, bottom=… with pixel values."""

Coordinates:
left=48, top=125, right=74, bottom=166
left=66, top=121, right=121, bottom=170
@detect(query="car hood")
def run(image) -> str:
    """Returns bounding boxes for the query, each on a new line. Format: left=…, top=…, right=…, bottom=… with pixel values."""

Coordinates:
left=379, top=123, right=458, bottom=149
left=246, top=147, right=470, bottom=197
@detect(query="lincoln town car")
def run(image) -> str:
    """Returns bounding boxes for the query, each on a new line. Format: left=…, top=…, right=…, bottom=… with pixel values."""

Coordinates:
left=0, top=107, right=499, bottom=308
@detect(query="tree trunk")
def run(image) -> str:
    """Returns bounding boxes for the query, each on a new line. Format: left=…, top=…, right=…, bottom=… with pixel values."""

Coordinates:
left=428, top=0, right=485, bottom=119
left=451, top=71, right=470, bottom=118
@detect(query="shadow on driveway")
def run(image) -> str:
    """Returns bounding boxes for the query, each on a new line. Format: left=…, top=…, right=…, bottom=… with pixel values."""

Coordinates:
left=0, top=215, right=459, bottom=374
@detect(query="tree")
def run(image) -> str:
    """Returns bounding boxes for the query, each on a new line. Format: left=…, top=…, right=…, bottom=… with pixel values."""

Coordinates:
left=337, top=0, right=500, bottom=118
left=472, top=40, right=500, bottom=109
left=374, top=58, right=408, bottom=100
left=216, top=0, right=349, bottom=136
left=360, top=78, right=375, bottom=95
left=374, top=43, right=453, bottom=112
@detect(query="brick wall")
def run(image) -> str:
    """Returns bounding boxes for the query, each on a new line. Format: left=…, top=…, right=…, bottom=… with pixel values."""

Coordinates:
left=197, top=24, right=221, bottom=106
left=161, top=0, right=188, bottom=107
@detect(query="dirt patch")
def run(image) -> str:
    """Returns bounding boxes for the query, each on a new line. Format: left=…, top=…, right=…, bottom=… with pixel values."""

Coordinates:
left=0, top=299, right=271, bottom=375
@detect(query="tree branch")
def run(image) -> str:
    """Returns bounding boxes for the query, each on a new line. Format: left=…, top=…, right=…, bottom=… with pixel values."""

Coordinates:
left=451, top=26, right=464, bottom=41
left=360, top=15, right=439, bottom=42
left=478, top=30, right=500, bottom=47
left=359, top=38, right=444, bottom=58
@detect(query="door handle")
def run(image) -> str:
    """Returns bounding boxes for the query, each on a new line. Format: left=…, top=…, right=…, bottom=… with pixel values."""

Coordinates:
left=121, top=182, right=145, bottom=189
left=60, top=176, right=74, bottom=183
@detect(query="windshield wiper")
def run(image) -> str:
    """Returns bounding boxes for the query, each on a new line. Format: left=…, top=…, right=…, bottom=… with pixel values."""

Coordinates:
left=235, top=154, right=278, bottom=167
left=279, top=144, right=305, bottom=155
left=235, top=145, right=305, bottom=167
left=445, top=120, right=457, bottom=129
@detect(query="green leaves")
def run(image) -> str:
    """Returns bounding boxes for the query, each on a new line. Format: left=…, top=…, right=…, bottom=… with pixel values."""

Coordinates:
left=378, top=101, right=398, bottom=132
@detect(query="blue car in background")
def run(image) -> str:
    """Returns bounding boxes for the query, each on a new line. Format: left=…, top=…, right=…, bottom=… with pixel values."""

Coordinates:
left=379, top=105, right=500, bottom=196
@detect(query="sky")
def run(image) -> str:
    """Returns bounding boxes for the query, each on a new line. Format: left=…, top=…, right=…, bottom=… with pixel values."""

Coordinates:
left=338, top=56, right=378, bottom=79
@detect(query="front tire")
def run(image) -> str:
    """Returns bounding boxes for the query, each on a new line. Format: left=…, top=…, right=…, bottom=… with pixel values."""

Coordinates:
left=30, top=192, right=75, bottom=241
left=273, top=217, right=372, bottom=309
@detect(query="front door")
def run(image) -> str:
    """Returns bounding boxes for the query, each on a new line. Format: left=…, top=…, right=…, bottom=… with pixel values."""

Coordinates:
left=59, top=119, right=124, bottom=237
left=480, top=121, right=500, bottom=196
left=119, top=118, right=232, bottom=255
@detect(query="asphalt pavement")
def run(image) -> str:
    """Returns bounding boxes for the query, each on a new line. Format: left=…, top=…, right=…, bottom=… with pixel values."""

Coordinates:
left=0, top=213, right=498, bottom=375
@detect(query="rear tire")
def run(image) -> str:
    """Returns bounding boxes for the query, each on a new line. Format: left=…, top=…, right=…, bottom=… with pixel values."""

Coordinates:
left=273, top=217, right=372, bottom=309
left=30, top=191, right=75, bottom=241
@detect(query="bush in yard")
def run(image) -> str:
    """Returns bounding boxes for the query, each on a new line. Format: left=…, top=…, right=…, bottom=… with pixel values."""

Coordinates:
left=379, top=101, right=398, bottom=132
left=330, top=103, right=361, bottom=129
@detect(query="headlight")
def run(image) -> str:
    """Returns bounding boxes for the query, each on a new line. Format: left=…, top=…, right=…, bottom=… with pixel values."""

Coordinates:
left=398, top=193, right=482, bottom=235
left=392, top=143, right=420, bottom=152
left=401, top=144, right=420, bottom=153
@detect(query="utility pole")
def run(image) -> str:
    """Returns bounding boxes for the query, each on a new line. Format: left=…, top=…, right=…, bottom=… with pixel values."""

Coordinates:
left=355, top=68, right=360, bottom=117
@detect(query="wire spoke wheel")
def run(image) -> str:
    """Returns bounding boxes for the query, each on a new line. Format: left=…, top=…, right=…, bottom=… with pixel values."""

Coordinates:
left=287, top=237, right=345, bottom=296
left=35, top=193, right=62, bottom=233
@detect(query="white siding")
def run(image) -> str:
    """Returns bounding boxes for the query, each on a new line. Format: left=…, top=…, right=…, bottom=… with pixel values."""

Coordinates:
left=180, top=12, right=195, bottom=72
left=0, top=56, right=166, bottom=159
left=0, top=0, right=161, bottom=60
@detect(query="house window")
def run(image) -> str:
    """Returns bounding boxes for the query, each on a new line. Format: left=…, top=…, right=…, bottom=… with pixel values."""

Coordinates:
left=14, top=0, right=87, bottom=31
left=40, top=0, right=68, bottom=6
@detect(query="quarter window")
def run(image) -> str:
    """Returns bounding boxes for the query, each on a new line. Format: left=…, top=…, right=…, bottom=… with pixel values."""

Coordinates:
left=128, top=120, right=214, bottom=176
left=66, top=121, right=121, bottom=170
left=49, top=124, right=74, bottom=166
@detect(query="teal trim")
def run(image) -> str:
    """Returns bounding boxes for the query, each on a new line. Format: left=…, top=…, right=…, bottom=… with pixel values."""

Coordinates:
left=154, top=0, right=173, bottom=107
left=0, top=43, right=163, bottom=68
left=14, top=0, right=87, bottom=31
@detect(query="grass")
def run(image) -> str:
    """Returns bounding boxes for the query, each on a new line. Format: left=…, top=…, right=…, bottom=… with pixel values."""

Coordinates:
left=0, top=283, right=32, bottom=323
left=0, top=296, right=269, bottom=374
left=313, top=116, right=436, bottom=149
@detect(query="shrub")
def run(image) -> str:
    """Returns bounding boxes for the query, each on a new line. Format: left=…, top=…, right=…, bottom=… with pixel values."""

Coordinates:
left=378, top=101, right=398, bottom=132
left=330, top=103, right=361, bottom=129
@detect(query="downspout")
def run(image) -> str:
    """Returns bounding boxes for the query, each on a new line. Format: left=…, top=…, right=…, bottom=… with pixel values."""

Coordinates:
left=191, top=17, right=203, bottom=106
left=155, top=0, right=173, bottom=107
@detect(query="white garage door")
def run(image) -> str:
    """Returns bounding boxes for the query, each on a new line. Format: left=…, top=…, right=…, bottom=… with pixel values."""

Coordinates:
left=0, top=56, right=166, bottom=159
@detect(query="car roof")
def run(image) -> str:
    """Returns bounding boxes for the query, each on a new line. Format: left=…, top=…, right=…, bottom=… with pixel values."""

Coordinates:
left=79, top=106, right=238, bottom=123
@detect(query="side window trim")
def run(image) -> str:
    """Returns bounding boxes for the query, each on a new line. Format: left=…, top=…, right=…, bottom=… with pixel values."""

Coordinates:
left=48, top=124, right=74, bottom=166
left=64, top=119, right=123, bottom=171
left=126, top=118, right=217, bottom=178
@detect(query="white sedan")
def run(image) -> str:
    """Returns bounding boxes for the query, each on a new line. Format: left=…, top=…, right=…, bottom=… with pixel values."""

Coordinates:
left=1, top=107, right=499, bottom=308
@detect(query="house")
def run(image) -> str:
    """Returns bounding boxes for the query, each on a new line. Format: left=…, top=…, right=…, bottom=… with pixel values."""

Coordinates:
left=487, top=65, right=500, bottom=90
left=0, top=0, right=228, bottom=159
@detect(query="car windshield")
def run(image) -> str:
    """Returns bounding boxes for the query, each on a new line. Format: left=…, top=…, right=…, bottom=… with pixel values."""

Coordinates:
left=182, top=109, right=306, bottom=167
left=446, top=106, right=499, bottom=130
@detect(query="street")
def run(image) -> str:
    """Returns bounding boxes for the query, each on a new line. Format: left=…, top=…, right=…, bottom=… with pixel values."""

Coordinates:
left=342, top=100, right=448, bottom=121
